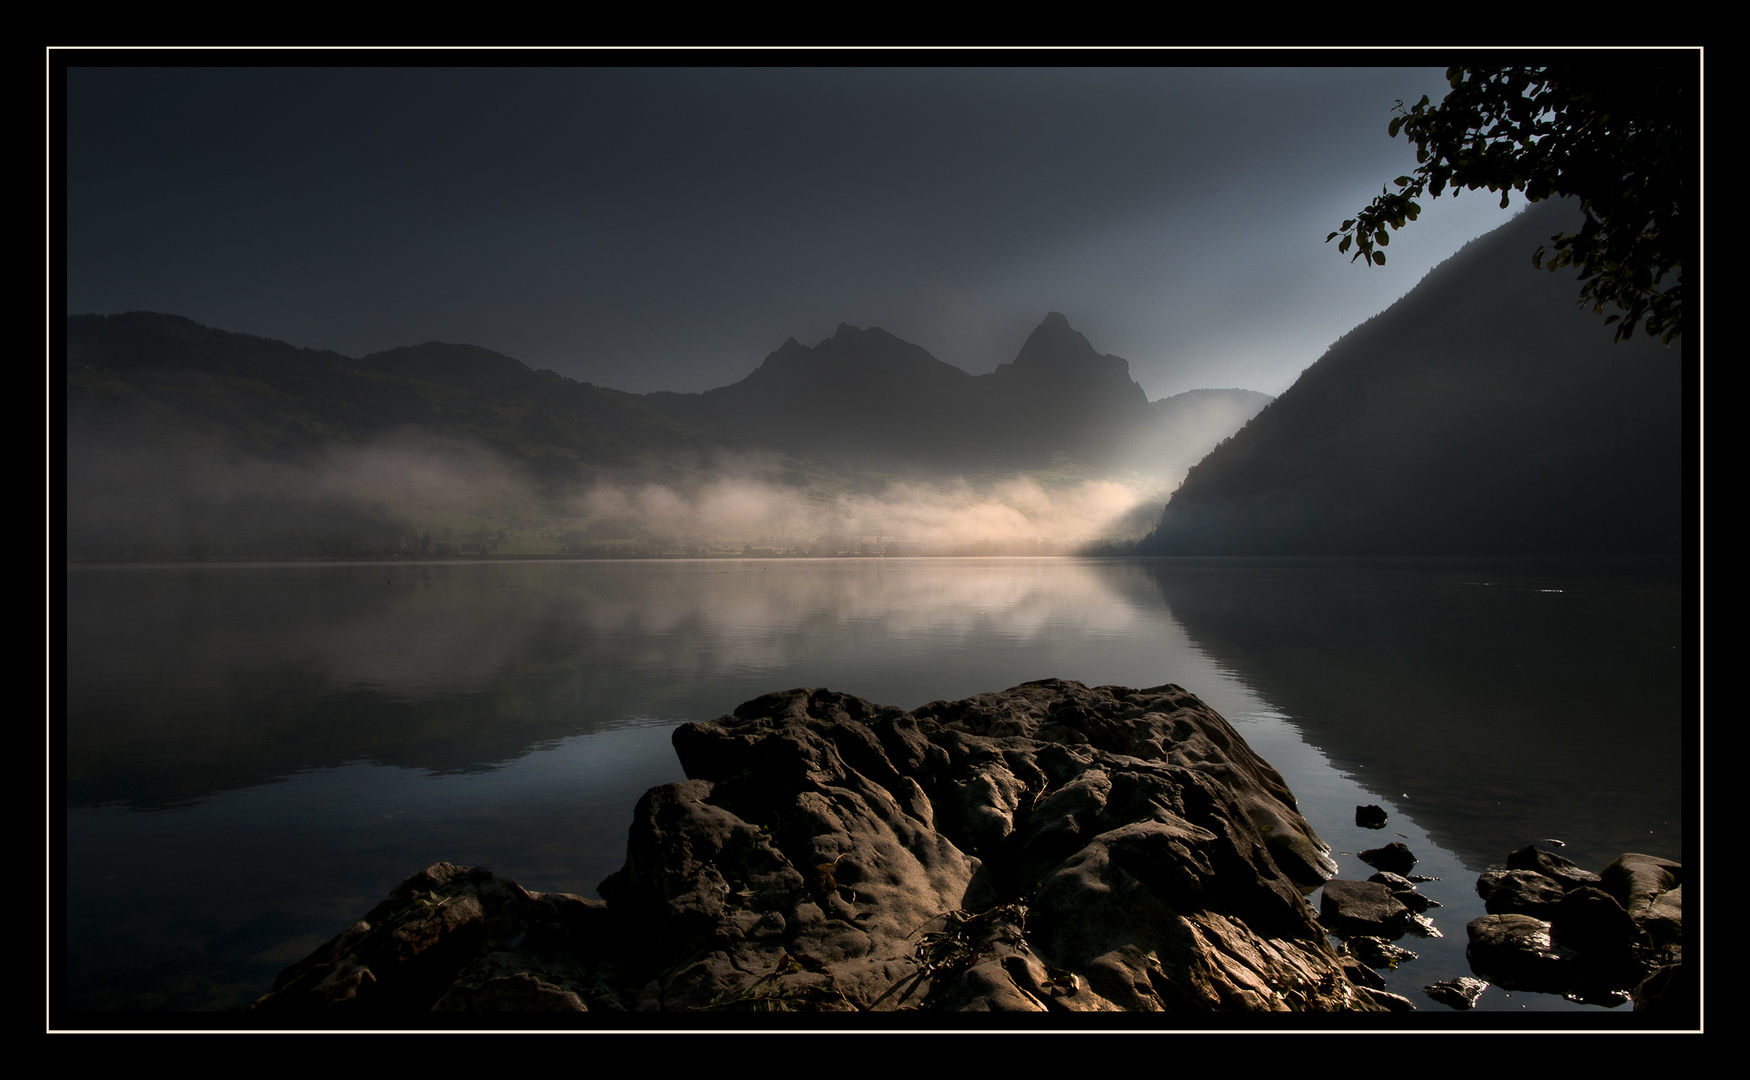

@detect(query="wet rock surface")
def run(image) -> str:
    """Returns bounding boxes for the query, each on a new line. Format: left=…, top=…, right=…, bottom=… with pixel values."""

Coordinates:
left=1320, top=879, right=1412, bottom=939
left=251, top=680, right=1394, bottom=1016
left=1464, top=846, right=1685, bottom=1013
left=1358, top=842, right=1418, bottom=876
left=1424, top=976, right=1489, bottom=1010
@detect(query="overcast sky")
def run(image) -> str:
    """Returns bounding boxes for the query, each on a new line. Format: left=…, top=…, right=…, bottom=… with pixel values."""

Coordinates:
left=64, top=61, right=1538, bottom=399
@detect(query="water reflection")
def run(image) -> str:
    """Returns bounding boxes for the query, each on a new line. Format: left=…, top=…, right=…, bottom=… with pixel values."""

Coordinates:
left=61, top=557, right=1687, bottom=1016
left=1135, top=558, right=1685, bottom=874
left=66, top=559, right=1180, bottom=808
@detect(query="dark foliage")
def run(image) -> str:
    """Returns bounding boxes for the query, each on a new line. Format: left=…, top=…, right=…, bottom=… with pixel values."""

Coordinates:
left=1329, top=59, right=1693, bottom=344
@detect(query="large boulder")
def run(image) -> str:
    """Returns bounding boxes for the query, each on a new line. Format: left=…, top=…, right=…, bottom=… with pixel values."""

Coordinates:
left=1600, top=853, right=1683, bottom=956
left=254, top=680, right=1390, bottom=1015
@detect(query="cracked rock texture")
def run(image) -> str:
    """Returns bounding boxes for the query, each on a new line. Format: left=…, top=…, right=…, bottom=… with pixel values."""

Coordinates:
left=252, top=679, right=1389, bottom=1015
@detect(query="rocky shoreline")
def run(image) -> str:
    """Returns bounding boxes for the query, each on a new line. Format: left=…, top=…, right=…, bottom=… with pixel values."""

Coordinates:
left=248, top=679, right=1685, bottom=1020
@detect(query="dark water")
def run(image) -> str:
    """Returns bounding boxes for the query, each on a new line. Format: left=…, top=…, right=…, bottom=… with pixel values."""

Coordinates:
left=59, top=556, right=1689, bottom=1022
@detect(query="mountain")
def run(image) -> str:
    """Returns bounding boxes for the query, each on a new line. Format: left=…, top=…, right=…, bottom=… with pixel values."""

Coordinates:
left=63, top=313, right=757, bottom=559
left=63, top=311, right=1268, bottom=560
left=643, top=323, right=989, bottom=472
left=1134, top=199, right=1687, bottom=559
left=65, top=312, right=719, bottom=474
left=640, top=312, right=1226, bottom=476
left=985, top=311, right=1153, bottom=463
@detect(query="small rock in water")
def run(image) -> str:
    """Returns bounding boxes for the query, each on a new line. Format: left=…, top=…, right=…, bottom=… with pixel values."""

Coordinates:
left=1506, top=844, right=1600, bottom=891
left=1320, top=879, right=1412, bottom=938
left=1359, top=841, right=1417, bottom=875
left=1425, top=977, right=1489, bottom=1010
left=1405, top=913, right=1443, bottom=938
left=1355, top=804, right=1388, bottom=829
left=1348, top=936, right=1418, bottom=969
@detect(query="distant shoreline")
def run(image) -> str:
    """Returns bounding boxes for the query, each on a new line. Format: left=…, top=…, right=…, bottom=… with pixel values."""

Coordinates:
left=60, top=552, right=1687, bottom=577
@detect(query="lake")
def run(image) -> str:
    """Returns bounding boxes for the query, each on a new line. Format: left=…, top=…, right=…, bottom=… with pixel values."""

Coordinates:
left=60, top=556, right=1689, bottom=1021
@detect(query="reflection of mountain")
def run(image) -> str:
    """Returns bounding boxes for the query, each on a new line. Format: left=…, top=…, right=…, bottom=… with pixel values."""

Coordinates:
left=64, top=560, right=1153, bottom=810
left=1137, top=559, right=1685, bottom=873
left=1137, top=199, right=1685, bottom=558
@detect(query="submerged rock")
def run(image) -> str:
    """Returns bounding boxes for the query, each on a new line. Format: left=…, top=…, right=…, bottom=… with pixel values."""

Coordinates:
left=253, top=679, right=1391, bottom=1015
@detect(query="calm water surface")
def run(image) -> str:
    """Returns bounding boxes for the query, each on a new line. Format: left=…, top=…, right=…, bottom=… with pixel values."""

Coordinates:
left=60, top=556, right=1689, bottom=1020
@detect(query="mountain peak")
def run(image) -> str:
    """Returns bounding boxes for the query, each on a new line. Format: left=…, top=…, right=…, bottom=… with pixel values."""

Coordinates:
left=987, top=313, right=1147, bottom=413
left=1013, top=312, right=1099, bottom=371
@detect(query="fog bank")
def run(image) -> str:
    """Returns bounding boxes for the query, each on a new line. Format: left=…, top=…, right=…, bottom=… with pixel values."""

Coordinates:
left=66, top=422, right=1164, bottom=559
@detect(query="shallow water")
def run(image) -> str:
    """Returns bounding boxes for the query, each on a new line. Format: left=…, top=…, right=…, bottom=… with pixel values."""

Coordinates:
left=59, top=556, right=1688, bottom=1021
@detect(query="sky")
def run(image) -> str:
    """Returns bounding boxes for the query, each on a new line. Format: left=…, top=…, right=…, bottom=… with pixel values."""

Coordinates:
left=62, top=60, right=1538, bottom=400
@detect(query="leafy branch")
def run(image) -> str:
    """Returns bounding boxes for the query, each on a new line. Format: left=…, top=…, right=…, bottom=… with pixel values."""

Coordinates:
left=1329, top=62, right=1689, bottom=344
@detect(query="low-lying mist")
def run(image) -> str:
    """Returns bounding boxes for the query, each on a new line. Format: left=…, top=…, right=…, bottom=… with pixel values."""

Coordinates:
left=65, top=423, right=1173, bottom=560
left=568, top=469, right=1154, bottom=556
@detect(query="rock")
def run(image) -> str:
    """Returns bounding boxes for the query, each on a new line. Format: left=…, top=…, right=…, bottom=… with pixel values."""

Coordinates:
left=251, top=862, right=617, bottom=1013
left=254, top=680, right=1384, bottom=1014
left=1355, top=805, right=1388, bottom=829
left=1550, top=886, right=1640, bottom=967
left=1466, top=846, right=1685, bottom=1011
left=1338, top=953, right=1387, bottom=989
left=1477, top=869, right=1567, bottom=917
left=1466, top=913, right=1574, bottom=992
left=1320, top=879, right=1411, bottom=938
left=1632, top=963, right=1693, bottom=1019
left=1366, top=989, right=1419, bottom=1012
left=1506, top=844, right=1602, bottom=892
left=1600, top=853, right=1683, bottom=957
left=1424, top=977, right=1489, bottom=1010
left=1358, top=842, right=1417, bottom=875
left=1346, top=936, right=1417, bottom=969
left=1403, top=912, right=1443, bottom=938
left=1369, top=871, right=1439, bottom=913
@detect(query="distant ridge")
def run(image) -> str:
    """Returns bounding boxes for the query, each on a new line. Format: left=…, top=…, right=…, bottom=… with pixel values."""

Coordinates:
left=640, top=312, right=1199, bottom=475
left=1134, top=199, right=1685, bottom=559
left=642, top=322, right=988, bottom=471
left=63, top=310, right=1270, bottom=559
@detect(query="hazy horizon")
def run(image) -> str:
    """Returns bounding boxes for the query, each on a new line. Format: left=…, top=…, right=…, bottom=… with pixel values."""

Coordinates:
left=65, top=61, right=1546, bottom=400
